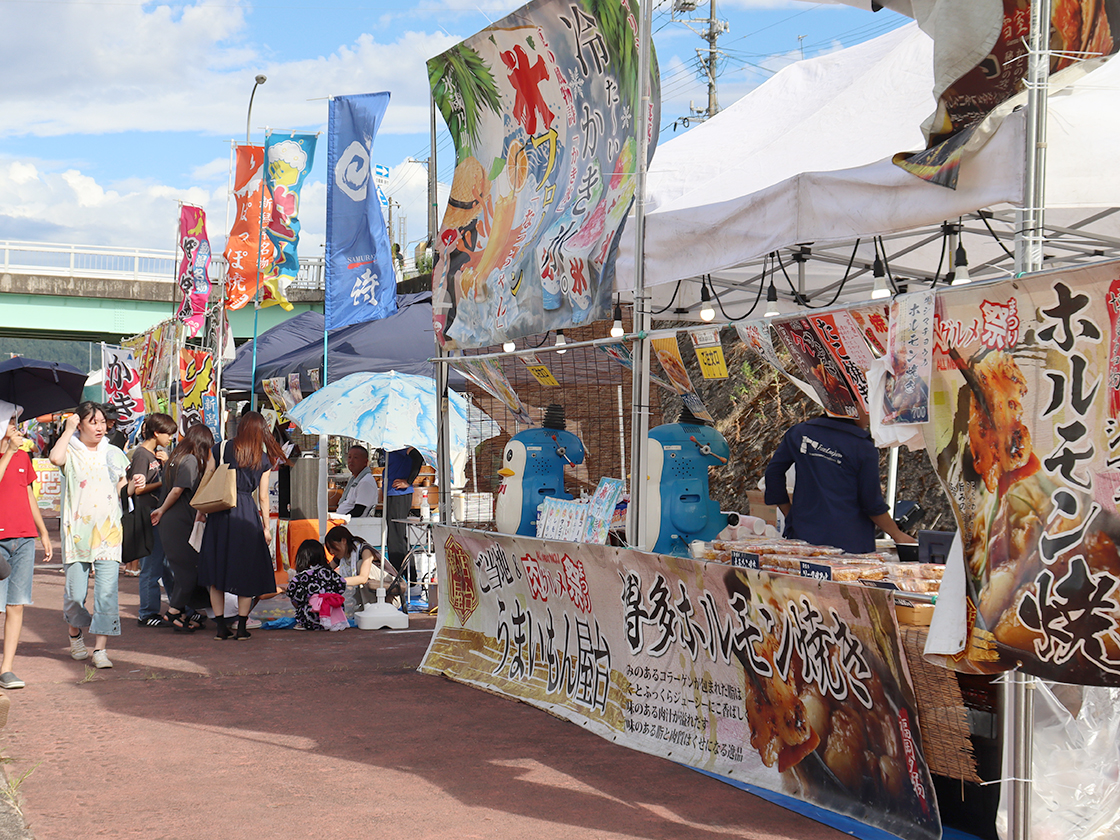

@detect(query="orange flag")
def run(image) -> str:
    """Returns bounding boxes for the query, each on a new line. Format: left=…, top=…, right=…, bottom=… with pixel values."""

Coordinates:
left=224, top=145, right=278, bottom=310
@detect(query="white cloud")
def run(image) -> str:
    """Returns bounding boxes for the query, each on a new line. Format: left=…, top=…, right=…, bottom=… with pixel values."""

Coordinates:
left=0, top=2, right=461, bottom=139
left=191, top=156, right=234, bottom=184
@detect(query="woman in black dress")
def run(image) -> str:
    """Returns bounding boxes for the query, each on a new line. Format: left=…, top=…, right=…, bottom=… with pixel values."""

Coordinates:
left=150, top=422, right=214, bottom=631
left=197, top=411, right=289, bottom=640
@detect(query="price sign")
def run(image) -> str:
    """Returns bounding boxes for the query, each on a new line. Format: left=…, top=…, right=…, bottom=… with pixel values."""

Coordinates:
left=690, top=328, right=728, bottom=380
left=520, top=353, right=560, bottom=387
left=799, top=560, right=832, bottom=581
left=730, top=551, right=760, bottom=569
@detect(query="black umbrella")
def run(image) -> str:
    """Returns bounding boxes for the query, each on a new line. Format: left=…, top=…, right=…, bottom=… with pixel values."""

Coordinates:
left=0, top=357, right=89, bottom=422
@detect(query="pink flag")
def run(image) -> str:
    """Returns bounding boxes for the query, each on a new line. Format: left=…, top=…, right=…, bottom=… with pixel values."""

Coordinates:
left=176, top=205, right=212, bottom=337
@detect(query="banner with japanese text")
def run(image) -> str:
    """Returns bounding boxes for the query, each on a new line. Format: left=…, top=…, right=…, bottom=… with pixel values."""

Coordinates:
left=772, top=318, right=861, bottom=419
left=224, top=145, right=277, bottom=311
left=263, top=132, right=317, bottom=311
left=928, top=259, right=1120, bottom=685
left=422, top=527, right=939, bottom=840
left=429, top=0, right=661, bottom=349
left=326, top=93, right=397, bottom=330
left=176, top=205, right=212, bottom=337
left=32, top=458, right=61, bottom=517
left=650, top=335, right=713, bottom=422
left=177, top=347, right=215, bottom=434
left=448, top=356, right=532, bottom=425
left=102, top=345, right=145, bottom=436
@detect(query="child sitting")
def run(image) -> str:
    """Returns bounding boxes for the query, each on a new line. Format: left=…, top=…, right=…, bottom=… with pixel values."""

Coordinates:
left=286, top=540, right=347, bottom=631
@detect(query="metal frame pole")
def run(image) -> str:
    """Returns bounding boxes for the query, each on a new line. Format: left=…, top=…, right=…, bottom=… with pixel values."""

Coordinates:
left=1005, top=3, right=1051, bottom=839
left=626, top=0, right=654, bottom=550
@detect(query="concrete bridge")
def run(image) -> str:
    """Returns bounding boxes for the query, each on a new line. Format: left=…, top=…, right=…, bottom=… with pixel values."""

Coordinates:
left=0, top=240, right=324, bottom=342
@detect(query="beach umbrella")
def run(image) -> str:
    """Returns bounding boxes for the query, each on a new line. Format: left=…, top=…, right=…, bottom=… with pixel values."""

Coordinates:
left=0, top=357, right=88, bottom=422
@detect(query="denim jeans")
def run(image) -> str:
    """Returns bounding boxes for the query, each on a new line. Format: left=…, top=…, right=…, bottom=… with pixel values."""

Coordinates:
left=138, top=527, right=170, bottom=618
left=63, top=560, right=121, bottom=636
left=0, top=537, right=36, bottom=608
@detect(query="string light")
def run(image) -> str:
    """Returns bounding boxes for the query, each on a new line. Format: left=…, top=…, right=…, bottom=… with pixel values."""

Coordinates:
left=610, top=302, right=624, bottom=337
left=870, top=256, right=891, bottom=299
left=764, top=281, right=780, bottom=317
left=699, top=279, right=715, bottom=322
left=555, top=330, right=567, bottom=354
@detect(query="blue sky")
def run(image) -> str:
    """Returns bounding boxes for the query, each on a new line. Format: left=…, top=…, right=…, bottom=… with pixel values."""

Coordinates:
left=0, top=0, right=907, bottom=259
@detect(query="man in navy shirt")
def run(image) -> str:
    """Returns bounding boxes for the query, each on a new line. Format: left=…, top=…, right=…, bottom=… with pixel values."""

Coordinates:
left=381, top=446, right=424, bottom=580
left=763, top=414, right=915, bottom=554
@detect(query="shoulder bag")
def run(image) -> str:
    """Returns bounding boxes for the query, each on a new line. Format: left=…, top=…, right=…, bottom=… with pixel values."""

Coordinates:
left=190, top=442, right=237, bottom=513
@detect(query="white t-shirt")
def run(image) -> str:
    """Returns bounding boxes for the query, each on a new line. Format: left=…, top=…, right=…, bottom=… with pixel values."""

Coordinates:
left=337, top=471, right=379, bottom=515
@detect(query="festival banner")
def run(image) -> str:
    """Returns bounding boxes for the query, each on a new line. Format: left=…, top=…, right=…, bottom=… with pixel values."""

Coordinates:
left=224, top=145, right=277, bottom=311
left=928, top=259, right=1120, bottom=685
left=429, top=0, right=661, bottom=349
left=596, top=342, right=672, bottom=391
left=178, top=348, right=214, bottom=433
left=848, top=304, right=891, bottom=358
left=448, top=356, right=532, bottom=425
left=650, top=335, right=714, bottom=423
left=326, top=93, right=397, bottom=331
left=422, top=527, right=939, bottom=840
left=889, top=0, right=1120, bottom=188
left=101, top=345, right=145, bottom=436
left=882, top=292, right=934, bottom=425
left=263, top=132, right=317, bottom=311
left=772, top=319, right=861, bottom=419
left=175, top=205, right=212, bottom=337
left=805, top=310, right=875, bottom=413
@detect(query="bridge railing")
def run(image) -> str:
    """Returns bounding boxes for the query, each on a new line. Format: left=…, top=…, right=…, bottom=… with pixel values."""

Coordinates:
left=0, top=240, right=325, bottom=291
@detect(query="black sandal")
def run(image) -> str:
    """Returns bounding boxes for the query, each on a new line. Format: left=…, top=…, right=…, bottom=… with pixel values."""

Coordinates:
left=163, top=611, right=193, bottom=633
left=185, top=612, right=207, bottom=631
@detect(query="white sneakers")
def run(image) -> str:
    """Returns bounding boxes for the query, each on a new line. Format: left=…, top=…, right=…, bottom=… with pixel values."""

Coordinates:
left=91, top=650, right=113, bottom=670
left=69, top=634, right=88, bottom=661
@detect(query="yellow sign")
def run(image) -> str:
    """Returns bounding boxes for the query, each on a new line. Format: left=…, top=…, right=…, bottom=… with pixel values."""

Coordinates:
left=520, top=353, right=560, bottom=387
left=689, top=328, right=728, bottom=379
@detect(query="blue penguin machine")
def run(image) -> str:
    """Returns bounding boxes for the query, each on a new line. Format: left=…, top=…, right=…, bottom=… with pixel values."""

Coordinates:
left=494, top=404, right=586, bottom=536
left=643, top=407, right=730, bottom=556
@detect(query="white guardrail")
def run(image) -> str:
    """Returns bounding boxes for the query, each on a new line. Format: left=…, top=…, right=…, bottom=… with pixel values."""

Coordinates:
left=0, top=239, right=326, bottom=291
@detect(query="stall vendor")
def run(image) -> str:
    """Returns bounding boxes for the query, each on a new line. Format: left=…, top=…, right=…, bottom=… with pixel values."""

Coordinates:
left=382, top=446, right=424, bottom=578
left=763, top=413, right=916, bottom=554
left=336, top=445, right=379, bottom=517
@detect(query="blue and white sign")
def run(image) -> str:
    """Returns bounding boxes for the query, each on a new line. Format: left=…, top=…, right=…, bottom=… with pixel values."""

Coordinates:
left=325, top=92, right=397, bottom=331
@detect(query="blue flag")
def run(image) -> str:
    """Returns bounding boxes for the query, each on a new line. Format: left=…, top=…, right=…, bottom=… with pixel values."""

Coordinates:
left=326, top=92, right=396, bottom=331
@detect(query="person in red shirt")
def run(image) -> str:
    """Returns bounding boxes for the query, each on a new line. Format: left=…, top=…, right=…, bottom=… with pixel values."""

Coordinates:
left=0, top=407, right=54, bottom=690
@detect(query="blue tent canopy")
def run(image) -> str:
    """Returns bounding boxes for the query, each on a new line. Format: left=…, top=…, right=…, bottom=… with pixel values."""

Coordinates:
left=223, top=292, right=463, bottom=392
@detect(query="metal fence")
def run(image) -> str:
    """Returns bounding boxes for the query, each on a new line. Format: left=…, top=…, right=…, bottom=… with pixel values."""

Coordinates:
left=0, top=239, right=326, bottom=290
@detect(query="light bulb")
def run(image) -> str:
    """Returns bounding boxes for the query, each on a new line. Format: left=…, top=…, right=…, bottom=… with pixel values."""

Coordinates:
left=555, top=330, right=567, bottom=355
left=870, top=256, right=890, bottom=299
left=610, top=302, right=624, bottom=338
left=764, top=282, right=780, bottom=317
left=699, top=283, right=715, bottom=322
left=502, top=340, right=516, bottom=353
left=950, top=242, right=971, bottom=285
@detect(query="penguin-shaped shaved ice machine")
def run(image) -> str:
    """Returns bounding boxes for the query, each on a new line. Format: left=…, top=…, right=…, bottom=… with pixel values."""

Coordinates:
left=494, top=404, right=586, bottom=536
left=643, top=406, right=730, bottom=556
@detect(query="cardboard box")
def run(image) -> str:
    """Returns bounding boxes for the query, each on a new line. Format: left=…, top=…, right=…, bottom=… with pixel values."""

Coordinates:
left=746, top=490, right=779, bottom=527
left=895, top=603, right=935, bottom=626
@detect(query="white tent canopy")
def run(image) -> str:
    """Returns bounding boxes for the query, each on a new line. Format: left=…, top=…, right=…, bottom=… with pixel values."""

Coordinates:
left=616, top=22, right=1120, bottom=319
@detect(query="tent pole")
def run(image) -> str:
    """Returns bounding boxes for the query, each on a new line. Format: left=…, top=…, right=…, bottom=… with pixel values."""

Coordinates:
left=627, top=0, right=654, bottom=549
left=319, top=316, right=329, bottom=542
left=885, top=445, right=899, bottom=518
left=430, top=87, right=452, bottom=525
left=1006, top=2, right=1051, bottom=839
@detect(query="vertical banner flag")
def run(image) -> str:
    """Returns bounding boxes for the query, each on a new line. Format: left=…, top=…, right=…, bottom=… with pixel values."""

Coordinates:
left=650, top=335, right=714, bottom=423
left=422, top=527, right=940, bottom=840
left=773, top=318, right=861, bottom=419
left=429, top=0, right=661, bottom=349
left=175, top=205, right=212, bottom=337
left=224, top=145, right=277, bottom=311
left=882, top=292, right=934, bottom=425
left=263, top=132, right=317, bottom=311
left=177, top=348, right=215, bottom=434
left=927, top=260, right=1120, bottom=686
left=448, top=357, right=532, bottom=425
left=102, top=345, right=145, bottom=436
left=326, top=92, right=397, bottom=330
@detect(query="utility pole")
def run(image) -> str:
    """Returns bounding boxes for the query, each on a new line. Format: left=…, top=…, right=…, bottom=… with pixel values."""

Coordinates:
left=672, top=0, right=728, bottom=124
